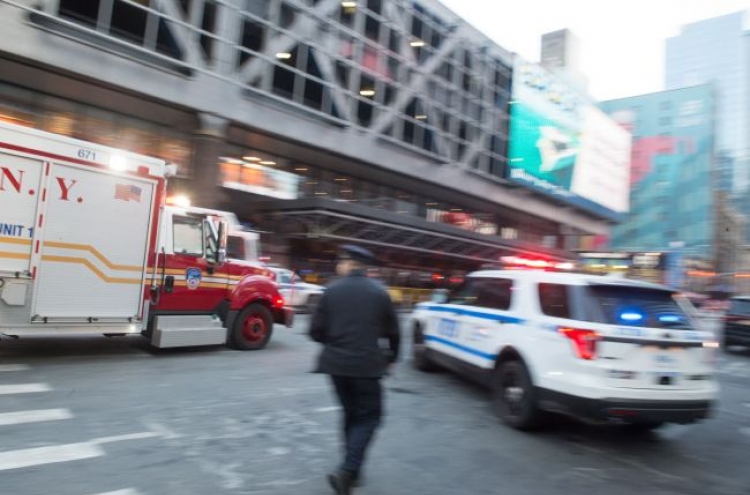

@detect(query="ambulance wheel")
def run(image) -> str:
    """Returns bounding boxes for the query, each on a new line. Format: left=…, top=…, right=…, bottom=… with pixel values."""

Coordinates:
left=412, top=323, right=437, bottom=371
left=493, top=360, right=541, bottom=430
left=231, top=303, right=273, bottom=350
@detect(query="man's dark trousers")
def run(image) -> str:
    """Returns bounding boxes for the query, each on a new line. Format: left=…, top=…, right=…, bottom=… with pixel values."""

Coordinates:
left=330, top=375, right=382, bottom=475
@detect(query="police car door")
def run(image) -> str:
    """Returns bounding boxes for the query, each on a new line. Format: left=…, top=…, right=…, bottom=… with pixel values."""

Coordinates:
left=424, top=278, right=483, bottom=366
left=455, top=277, right=516, bottom=372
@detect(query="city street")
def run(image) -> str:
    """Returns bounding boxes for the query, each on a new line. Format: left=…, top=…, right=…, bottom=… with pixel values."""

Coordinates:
left=0, top=314, right=748, bottom=495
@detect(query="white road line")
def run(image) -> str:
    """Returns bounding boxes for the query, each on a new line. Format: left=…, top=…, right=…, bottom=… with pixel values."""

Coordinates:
left=88, top=490, right=142, bottom=495
left=314, top=406, right=341, bottom=413
left=0, top=364, right=30, bottom=372
left=0, top=430, right=163, bottom=471
left=0, top=442, right=104, bottom=471
left=91, top=432, right=161, bottom=444
left=0, top=383, right=51, bottom=395
left=0, top=408, right=73, bottom=426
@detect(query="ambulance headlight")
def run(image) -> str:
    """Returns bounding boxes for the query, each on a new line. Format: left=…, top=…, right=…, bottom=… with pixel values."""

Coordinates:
left=109, top=155, right=128, bottom=171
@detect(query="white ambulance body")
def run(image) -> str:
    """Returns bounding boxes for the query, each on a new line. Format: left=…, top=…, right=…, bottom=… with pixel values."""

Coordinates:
left=0, top=121, right=164, bottom=336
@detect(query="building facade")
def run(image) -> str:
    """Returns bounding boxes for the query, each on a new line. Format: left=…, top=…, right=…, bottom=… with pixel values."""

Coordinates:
left=600, top=85, right=716, bottom=263
left=0, top=0, right=617, bottom=279
left=540, top=28, right=587, bottom=94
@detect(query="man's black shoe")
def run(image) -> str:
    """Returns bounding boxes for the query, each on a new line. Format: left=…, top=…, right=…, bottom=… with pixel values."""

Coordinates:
left=327, top=469, right=355, bottom=495
left=351, top=472, right=363, bottom=487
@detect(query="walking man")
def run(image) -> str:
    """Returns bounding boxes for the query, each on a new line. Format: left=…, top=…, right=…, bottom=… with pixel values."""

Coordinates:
left=309, top=244, right=401, bottom=495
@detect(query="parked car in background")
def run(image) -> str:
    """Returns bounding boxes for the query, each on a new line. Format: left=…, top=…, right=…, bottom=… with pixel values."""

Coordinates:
left=722, top=296, right=750, bottom=349
left=266, top=266, right=326, bottom=313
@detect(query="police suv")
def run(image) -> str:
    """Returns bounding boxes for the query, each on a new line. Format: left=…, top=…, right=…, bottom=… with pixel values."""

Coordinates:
left=410, top=270, right=719, bottom=430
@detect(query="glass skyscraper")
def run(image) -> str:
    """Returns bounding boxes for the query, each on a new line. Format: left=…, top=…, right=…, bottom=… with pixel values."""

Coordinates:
left=665, top=11, right=749, bottom=193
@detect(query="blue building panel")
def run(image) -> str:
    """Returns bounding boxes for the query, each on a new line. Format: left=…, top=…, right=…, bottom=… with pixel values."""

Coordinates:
left=600, top=85, right=716, bottom=259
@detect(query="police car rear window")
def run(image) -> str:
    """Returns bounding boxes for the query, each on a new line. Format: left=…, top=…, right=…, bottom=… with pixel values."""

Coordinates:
left=585, top=286, right=692, bottom=329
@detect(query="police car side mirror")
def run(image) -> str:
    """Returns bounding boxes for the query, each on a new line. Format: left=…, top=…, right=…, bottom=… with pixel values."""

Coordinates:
left=431, top=289, right=449, bottom=304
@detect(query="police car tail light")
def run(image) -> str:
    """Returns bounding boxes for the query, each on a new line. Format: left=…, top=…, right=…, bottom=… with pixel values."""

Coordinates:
left=558, top=327, right=600, bottom=360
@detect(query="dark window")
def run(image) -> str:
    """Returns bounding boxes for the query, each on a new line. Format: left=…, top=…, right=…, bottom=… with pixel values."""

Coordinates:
left=449, top=280, right=478, bottom=305
left=272, top=64, right=296, bottom=98
left=227, top=235, right=245, bottom=260
left=450, top=278, right=512, bottom=310
left=539, top=283, right=571, bottom=318
left=111, top=1, right=147, bottom=44
left=239, top=20, right=265, bottom=65
left=199, top=1, right=218, bottom=61
left=586, top=286, right=691, bottom=329
left=474, top=279, right=513, bottom=310
left=280, top=2, right=297, bottom=28
left=58, top=0, right=99, bottom=26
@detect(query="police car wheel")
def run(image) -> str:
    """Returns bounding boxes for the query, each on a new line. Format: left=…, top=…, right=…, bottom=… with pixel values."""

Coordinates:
left=412, top=324, right=437, bottom=372
left=493, top=360, right=540, bottom=430
left=231, top=303, right=273, bottom=350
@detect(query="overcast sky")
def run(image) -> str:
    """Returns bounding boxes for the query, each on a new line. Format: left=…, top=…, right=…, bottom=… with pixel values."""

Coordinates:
left=436, top=0, right=749, bottom=101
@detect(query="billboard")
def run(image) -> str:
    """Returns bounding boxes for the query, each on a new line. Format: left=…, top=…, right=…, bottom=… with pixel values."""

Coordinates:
left=219, top=158, right=299, bottom=200
left=508, top=59, right=631, bottom=219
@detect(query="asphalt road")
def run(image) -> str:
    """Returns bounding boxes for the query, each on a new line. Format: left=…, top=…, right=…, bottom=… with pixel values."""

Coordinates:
left=0, top=314, right=749, bottom=495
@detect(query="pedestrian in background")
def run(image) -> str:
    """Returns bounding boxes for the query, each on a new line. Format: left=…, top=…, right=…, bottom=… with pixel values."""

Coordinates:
left=309, top=244, right=401, bottom=495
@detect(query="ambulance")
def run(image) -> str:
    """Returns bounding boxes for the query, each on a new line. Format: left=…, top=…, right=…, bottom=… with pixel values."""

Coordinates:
left=0, top=121, right=292, bottom=350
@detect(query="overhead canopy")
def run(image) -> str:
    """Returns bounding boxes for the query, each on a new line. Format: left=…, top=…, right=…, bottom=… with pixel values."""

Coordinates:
left=240, top=197, right=577, bottom=266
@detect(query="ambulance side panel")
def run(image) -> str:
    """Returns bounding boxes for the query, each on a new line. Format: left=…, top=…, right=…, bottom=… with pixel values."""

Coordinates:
left=32, top=163, right=156, bottom=321
left=0, top=121, right=164, bottom=335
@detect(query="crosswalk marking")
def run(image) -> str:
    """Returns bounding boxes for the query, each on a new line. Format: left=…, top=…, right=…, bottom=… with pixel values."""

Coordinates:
left=0, top=430, right=162, bottom=471
left=0, top=383, right=51, bottom=395
left=0, top=364, right=30, bottom=372
left=0, top=442, right=104, bottom=471
left=0, top=408, right=73, bottom=426
left=314, top=406, right=341, bottom=412
left=91, top=432, right=161, bottom=444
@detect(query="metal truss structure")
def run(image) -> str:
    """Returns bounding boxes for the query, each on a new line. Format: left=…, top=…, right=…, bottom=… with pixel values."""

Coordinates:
left=28, top=0, right=514, bottom=174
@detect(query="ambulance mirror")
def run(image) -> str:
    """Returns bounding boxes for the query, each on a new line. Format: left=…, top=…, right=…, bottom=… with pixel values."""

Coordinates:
left=215, top=220, right=228, bottom=266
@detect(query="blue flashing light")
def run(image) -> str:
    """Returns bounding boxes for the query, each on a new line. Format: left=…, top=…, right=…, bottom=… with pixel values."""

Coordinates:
left=620, top=311, right=644, bottom=322
left=658, top=314, right=682, bottom=323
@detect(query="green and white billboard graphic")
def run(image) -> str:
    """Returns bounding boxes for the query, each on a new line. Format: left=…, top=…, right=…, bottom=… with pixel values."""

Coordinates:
left=508, top=59, right=631, bottom=218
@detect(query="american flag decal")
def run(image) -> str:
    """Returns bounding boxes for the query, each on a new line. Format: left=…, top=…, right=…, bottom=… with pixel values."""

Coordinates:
left=114, top=183, right=142, bottom=202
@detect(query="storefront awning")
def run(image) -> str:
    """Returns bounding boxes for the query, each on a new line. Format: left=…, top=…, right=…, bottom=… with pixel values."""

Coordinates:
left=241, top=197, right=576, bottom=265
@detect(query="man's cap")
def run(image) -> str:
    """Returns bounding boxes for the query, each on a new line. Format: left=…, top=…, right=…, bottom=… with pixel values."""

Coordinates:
left=339, top=244, right=380, bottom=266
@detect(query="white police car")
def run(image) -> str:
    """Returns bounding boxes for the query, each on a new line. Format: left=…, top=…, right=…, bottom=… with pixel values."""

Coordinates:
left=410, top=270, right=719, bottom=430
left=266, top=267, right=325, bottom=312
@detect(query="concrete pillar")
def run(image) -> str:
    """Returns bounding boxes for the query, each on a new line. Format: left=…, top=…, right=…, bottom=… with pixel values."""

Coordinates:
left=190, top=113, right=230, bottom=209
